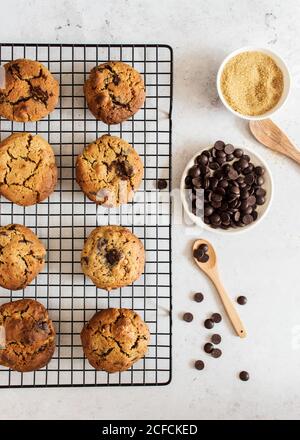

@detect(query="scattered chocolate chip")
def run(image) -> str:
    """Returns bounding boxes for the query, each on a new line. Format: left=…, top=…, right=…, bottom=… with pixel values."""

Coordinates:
left=194, top=292, right=204, bottom=303
left=183, top=312, right=193, bottom=322
left=204, top=342, right=214, bottom=353
left=195, top=360, right=205, bottom=370
left=157, top=179, right=168, bottom=190
left=106, top=249, right=122, bottom=265
left=239, top=371, right=249, bottom=381
left=211, top=334, right=222, bottom=345
left=237, top=296, right=247, bottom=305
left=211, top=348, right=222, bottom=358
left=204, top=319, right=214, bottom=329
left=211, top=313, right=222, bottom=323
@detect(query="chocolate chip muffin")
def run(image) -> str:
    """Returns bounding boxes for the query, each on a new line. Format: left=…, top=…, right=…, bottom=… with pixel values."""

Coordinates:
left=76, top=134, right=143, bottom=207
left=81, top=308, right=150, bottom=373
left=0, top=299, right=56, bottom=372
left=84, top=61, right=145, bottom=124
left=0, top=59, right=59, bottom=122
left=0, top=133, right=58, bottom=206
left=0, top=224, right=46, bottom=290
left=81, top=226, right=145, bottom=290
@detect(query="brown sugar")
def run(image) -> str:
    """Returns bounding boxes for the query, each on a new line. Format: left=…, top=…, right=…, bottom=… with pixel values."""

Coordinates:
left=220, top=51, right=284, bottom=116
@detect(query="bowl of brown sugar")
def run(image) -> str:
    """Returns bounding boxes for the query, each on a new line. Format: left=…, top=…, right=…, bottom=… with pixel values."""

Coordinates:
left=217, top=47, right=291, bottom=120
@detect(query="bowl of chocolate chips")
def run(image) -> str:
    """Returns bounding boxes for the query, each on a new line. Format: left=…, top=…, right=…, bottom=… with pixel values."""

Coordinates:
left=181, top=141, right=273, bottom=233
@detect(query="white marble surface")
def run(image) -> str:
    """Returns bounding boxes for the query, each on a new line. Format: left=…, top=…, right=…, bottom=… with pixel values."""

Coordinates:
left=1, top=0, right=300, bottom=420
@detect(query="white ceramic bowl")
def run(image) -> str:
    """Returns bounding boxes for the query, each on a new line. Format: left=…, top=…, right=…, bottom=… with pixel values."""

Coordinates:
left=180, top=145, right=273, bottom=234
left=216, top=46, right=291, bottom=121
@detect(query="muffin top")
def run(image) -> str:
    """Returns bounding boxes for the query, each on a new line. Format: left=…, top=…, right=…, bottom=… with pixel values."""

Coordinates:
left=84, top=61, right=145, bottom=124
left=81, top=225, right=145, bottom=290
left=0, top=58, right=59, bottom=122
left=76, top=134, right=143, bottom=207
left=0, top=298, right=56, bottom=372
left=81, top=308, right=150, bottom=373
left=0, top=224, right=46, bottom=290
left=0, top=132, right=57, bottom=206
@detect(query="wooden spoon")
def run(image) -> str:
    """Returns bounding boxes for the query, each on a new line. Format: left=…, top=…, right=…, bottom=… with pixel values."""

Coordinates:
left=249, top=119, right=300, bottom=165
left=193, top=239, right=247, bottom=338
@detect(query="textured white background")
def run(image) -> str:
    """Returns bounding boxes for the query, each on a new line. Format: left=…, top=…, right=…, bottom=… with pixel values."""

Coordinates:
left=1, top=0, right=300, bottom=420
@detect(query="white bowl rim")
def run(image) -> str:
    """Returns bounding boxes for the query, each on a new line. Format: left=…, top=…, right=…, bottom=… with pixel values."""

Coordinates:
left=180, top=145, right=274, bottom=235
left=216, top=46, right=291, bottom=121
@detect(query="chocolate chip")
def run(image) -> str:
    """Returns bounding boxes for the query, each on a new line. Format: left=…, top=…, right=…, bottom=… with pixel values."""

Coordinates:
left=211, top=334, right=222, bottom=344
left=211, top=313, right=222, bottom=323
left=214, top=140, right=225, bottom=150
left=195, top=360, right=205, bottom=370
left=194, top=292, right=204, bottom=303
left=255, top=166, right=265, bottom=176
left=237, top=296, right=247, bottom=305
left=81, top=256, right=89, bottom=265
left=183, top=312, right=193, bottom=322
left=239, top=371, right=249, bottom=381
left=204, top=319, right=214, bottom=329
left=234, top=148, right=244, bottom=158
left=157, top=179, right=168, bottom=190
left=97, top=238, right=108, bottom=251
left=224, top=144, right=234, bottom=154
left=199, top=243, right=208, bottom=253
left=106, top=249, right=122, bottom=265
left=113, top=75, right=121, bottom=85
left=36, top=321, right=48, bottom=331
left=204, top=343, right=214, bottom=353
left=117, top=160, right=134, bottom=178
left=211, top=348, right=222, bottom=358
left=198, top=254, right=209, bottom=263
left=242, top=214, right=253, bottom=225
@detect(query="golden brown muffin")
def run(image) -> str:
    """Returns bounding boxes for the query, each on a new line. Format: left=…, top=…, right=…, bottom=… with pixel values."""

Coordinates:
left=0, top=133, right=57, bottom=206
left=0, top=58, right=59, bottom=122
left=81, top=226, right=145, bottom=291
left=81, top=308, right=150, bottom=373
left=84, top=61, right=145, bottom=124
left=0, top=299, right=56, bottom=372
left=76, top=134, right=143, bottom=207
left=0, top=224, right=46, bottom=290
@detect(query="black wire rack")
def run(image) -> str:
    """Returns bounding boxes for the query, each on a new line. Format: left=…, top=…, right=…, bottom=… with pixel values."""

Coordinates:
left=0, top=43, right=173, bottom=387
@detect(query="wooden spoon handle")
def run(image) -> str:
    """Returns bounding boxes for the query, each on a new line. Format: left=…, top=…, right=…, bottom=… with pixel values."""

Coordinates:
left=249, top=119, right=300, bottom=165
left=212, top=274, right=247, bottom=338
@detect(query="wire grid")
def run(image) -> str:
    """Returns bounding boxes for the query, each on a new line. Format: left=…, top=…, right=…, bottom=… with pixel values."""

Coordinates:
left=0, top=44, right=173, bottom=387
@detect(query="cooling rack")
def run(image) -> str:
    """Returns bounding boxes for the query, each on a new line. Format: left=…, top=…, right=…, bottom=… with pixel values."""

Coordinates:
left=0, top=43, right=173, bottom=387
